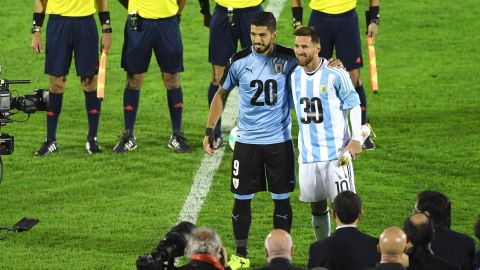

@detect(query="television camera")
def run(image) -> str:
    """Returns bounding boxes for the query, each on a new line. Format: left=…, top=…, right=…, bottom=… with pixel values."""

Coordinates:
left=136, top=221, right=196, bottom=270
left=0, top=67, right=49, bottom=183
left=0, top=78, right=48, bottom=155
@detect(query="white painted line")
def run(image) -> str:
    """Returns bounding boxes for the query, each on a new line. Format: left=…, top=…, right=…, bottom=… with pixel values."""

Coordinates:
left=178, top=0, right=286, bottom=224
left=177, top=90, right=238, bottom=224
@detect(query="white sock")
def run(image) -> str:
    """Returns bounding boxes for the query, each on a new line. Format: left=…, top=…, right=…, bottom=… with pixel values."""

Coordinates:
left=312, top=209, right=330, bottom=240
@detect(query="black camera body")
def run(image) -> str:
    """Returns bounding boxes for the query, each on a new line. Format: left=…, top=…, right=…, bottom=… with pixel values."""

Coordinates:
left=136, top=222, right=196, bottom=270
left=0, top=78, right=48, bottom=155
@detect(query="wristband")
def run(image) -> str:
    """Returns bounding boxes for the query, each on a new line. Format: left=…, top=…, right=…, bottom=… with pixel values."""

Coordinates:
left=205, top=128, right=214, bottom=137
left=32, top=12, right=45, bottom=27
left=199, top=0, right=211, bottom=15
left=31, top=27, right=41, bottom=34
left=102, top=27, right=112, bottom=33
left=292, top=7, right=303, bottom=23
left=98, top=11, right=111, bottom=25
left=369, top=6, right=380, bottom=24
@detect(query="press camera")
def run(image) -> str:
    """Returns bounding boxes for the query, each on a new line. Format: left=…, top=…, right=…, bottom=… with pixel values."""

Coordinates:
left=136, top=221, right=196, bottom=270
left=0, top=76, right=48, bottom=155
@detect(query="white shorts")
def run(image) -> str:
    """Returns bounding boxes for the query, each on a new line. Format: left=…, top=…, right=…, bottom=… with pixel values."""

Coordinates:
left=299, top=155, right=356, bottom=202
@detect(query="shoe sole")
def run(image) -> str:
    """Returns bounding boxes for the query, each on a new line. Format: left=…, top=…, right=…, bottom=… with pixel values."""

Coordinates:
left=35, top=145, right=59, bottom=157
left=167, top=144, right=191, bottom=153
left=113, top=144, right=137, bottom=153
left=86, top=142, right=102, bottom=155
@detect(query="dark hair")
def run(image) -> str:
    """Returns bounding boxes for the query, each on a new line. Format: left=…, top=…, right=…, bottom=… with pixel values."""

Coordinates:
left=251, top=12, right=276, bottom=32
left=332, top=191, right=362, bottom=224
left=475, top=215, right=480, bottom=240
left=404, top=214, right=434, bottom=247
left=293, top=26, right=320, bottom=44
left=416, top=190, right=451, bottom=229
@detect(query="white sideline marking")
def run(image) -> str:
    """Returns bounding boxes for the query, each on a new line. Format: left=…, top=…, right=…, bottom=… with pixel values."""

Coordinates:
left=178, top=1, right=286, bottom=224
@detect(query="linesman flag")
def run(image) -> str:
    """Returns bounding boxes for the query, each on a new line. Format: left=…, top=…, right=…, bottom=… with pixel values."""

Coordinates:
left=97, top=49, right=107, bottom=100
left=367, top=37, right=379, bottom=93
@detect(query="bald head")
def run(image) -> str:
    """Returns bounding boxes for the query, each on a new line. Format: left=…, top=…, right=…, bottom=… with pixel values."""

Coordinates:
left=264, top=229, right=293, bottom=261
left=410, top=213, right=429, bottom=225
left=379, top=227, right=407, bottom=256
left=403, top=213, right=434, bottom=247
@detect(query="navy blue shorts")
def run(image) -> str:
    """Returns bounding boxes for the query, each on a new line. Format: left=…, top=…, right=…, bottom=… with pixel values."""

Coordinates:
left=308, top=9, right=363, bottom=71
left=209, top=4, right=263, bottom=66
left=45, top=15, right=99, bottom=77
left=121, top=15, right=183, bottom=74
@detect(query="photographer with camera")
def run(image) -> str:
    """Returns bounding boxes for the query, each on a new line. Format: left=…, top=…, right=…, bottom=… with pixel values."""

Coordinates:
left=31, top=0, right=112, bottom=156
left=177, top=227, right=229, bottom=270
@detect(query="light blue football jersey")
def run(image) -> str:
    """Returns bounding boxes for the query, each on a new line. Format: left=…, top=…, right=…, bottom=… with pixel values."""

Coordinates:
left=290, top=58, right=360, bottom=163
left=221, top=45, right=297, bottom=144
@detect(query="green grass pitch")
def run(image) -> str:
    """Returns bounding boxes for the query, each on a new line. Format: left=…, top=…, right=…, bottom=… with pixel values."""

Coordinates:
left=0, top=0, right=479, bottom=269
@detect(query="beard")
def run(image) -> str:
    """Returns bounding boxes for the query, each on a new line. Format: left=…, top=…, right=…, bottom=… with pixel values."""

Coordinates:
left=254, top=42, right=273, bottom=54
left=295, top=53, right=314, bottom=67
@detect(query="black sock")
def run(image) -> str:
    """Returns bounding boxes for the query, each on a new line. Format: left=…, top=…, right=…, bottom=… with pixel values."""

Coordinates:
left=46, top=92, right=63, bottom=140
left=232, top=198, right=252, bottom=257
left=273, top=198, right=292, bottom=232
left=167, top=87, right=183, bottom=132
left=355, top=85, right=367, bottom=125
left=208, top=82, right=221, bottom=137
left=123, top=88, right=140, bottom=135
left=84, top=91, right=101, bottom=138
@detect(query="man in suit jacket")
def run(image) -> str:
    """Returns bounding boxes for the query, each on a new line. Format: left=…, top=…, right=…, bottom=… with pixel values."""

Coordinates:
left=414, top=190, right=475, bottom=270
left=253, top=229, right=305, bottom=270
left=404, top=213, right=460, bottom=270
left=474, top=215, right=480, bottom=270
left=366, top=226, right=408, bottom=270
left=308, top=191, right=379, bottom=270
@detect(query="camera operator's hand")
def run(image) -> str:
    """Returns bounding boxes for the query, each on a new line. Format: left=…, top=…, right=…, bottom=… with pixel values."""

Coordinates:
left=31, top=31, right=43, bottom=53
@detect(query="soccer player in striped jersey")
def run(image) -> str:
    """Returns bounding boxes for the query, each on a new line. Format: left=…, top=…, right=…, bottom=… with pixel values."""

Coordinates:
left=290, top=27, right=363, bottom=241
left=291, top=0, right=380, bottom=150
left=203, top=12, right=297, bottom=269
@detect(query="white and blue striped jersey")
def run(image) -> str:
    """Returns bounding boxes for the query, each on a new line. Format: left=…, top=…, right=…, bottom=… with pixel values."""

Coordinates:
left=290, top=58, right=360, bottom=163
left=221, top=45, right=298, bottom=144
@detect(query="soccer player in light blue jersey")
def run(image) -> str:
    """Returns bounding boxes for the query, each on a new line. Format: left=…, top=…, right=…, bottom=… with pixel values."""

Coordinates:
left=203, top=12, right=297, bottom=268
left=290, top=27, right=363, bottom=241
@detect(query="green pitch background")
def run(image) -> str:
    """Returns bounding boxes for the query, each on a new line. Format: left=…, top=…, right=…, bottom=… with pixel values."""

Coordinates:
left=0, top=0, right=479, bottom=269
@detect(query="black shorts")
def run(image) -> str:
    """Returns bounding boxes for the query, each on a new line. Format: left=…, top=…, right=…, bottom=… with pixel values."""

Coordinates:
left=230, top=140, right=296, bottom=195
left=308, top=9, right=363, bottom=71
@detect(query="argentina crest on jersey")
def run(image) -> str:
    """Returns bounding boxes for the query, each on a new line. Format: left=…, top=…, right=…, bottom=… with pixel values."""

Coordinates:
left=320, top=85, right=328, bottom=94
